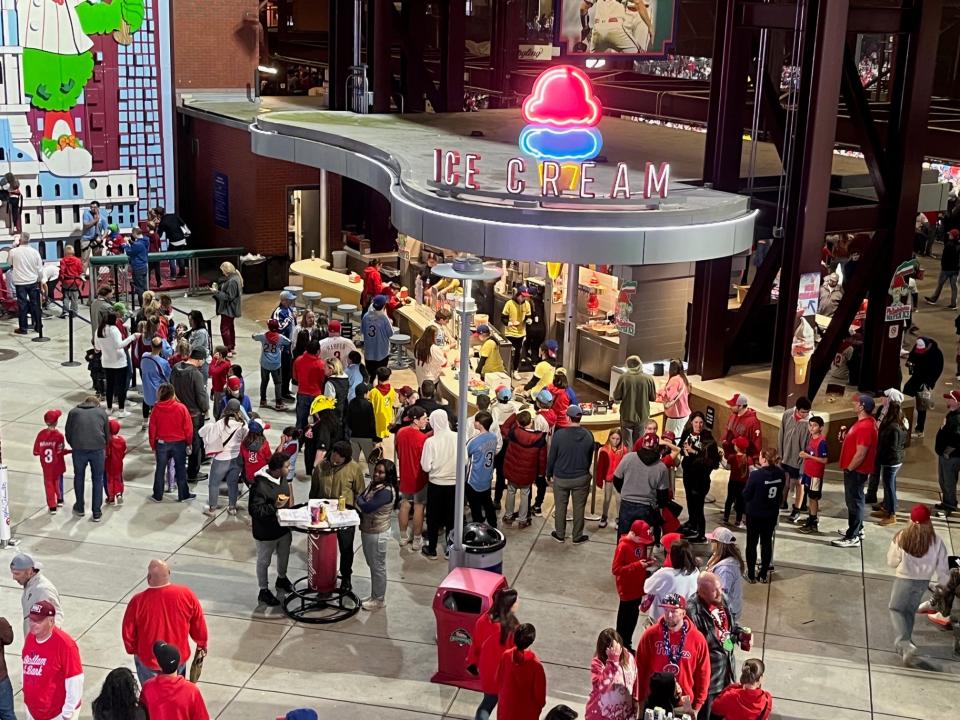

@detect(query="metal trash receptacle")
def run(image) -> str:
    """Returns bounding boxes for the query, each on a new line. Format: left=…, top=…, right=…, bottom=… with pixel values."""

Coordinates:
left=240, top=256, right=267, bottom=294
left=458, top=522, right=506, bottom=575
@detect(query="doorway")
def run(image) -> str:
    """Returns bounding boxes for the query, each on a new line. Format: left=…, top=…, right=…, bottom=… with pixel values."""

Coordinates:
left=287, top=187, right=322, bottom=261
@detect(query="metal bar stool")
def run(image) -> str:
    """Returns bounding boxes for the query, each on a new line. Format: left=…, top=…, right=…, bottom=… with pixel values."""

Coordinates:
left=320, top=297, right=341, bottom=324
left=302, top=291, right=322, bottom=313
left=389, top=333, right=413, bottom=369
left=336, top=303, right=358, bottom=340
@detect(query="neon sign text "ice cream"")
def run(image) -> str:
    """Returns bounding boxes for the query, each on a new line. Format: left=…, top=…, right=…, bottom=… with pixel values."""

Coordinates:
left=431, top=65, right=670, bottom=199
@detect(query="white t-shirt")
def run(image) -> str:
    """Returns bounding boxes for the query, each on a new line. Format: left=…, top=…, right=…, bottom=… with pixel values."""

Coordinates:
left=9, top=244, right=43, bottom=286
left=41, top=263, right=60, bottom=283
left=643, top=567, right=701, bottom=620
left=318, top=335, right=358, bottom=363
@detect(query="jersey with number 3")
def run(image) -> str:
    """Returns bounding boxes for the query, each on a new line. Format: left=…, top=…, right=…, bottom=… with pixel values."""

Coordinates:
left=466, top=431, right=499, bottom=492
left=34, top=428, right=67, bottom=478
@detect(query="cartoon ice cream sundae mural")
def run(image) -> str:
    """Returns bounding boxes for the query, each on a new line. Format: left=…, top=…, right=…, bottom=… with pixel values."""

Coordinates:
left=19, top=0, right=145, bottom=177
left=519, top=65, right=603, bottom=192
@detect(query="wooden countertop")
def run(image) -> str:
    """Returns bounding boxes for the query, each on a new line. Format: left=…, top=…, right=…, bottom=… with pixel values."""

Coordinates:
left=290, top=259, right=362, bottom=305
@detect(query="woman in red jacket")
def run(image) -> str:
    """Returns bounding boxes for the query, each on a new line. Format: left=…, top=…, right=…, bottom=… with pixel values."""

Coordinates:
left=496, top=624, right=546, bottom=720
left=361, top=258, right=384, bottom=309
left=467, top=587, right=519, bottom=720
left=596, top=429, right=628, bottom=529
left=502, top=411, right=547, bottom=528
left=612, top=520, right=655, bottom=651
left=711, top=658, right=773, bottom=720
left=147, top=383, right=195, bottom=503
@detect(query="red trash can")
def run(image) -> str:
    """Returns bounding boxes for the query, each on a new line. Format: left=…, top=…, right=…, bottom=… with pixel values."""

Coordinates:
left=431, top=567, right=507, bottom=690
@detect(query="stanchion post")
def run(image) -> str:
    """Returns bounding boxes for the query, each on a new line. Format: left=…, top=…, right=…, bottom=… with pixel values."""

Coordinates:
left=61, top=311, right=81, bottom=366
left=31, top=297, right=50, bottom=343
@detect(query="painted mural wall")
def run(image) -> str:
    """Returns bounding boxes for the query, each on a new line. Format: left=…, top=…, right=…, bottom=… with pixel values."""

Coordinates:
left=0, top=0, right=173, bottom=250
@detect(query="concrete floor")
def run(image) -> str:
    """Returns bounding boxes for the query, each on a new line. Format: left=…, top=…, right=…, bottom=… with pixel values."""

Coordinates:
left=0, top=269, right=957, bottom=719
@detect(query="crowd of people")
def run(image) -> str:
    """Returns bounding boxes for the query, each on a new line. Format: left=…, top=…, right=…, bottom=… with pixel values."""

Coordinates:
left=6, top=240, right=960, bottom=719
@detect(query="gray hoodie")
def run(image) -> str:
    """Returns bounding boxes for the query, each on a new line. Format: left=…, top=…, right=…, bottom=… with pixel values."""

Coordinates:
left=777, top=407, right=810, bottom=469
left=170, top=361, right=209, bottom=417
left=64, top=401, right=109, bottom=450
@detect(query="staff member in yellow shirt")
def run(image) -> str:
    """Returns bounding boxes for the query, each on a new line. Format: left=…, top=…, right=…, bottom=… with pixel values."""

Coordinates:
left=475, top=324, right=507, bottom=380
left=502, top=286, right=532, bottom=378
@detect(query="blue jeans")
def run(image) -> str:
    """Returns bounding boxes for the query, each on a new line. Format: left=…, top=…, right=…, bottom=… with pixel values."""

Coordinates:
left=296, top=393, right=313, bottom=430
left=207, top=455, right=243, bottom=509
left=617, top=499, right=657, bottom=538
left=888, top=577, right=929, bottom=646
left=475, top=693, right=498, bottom=720
left=0, top=676, right=14, bottom=720
left=132, top=266, right=148, bottom=303
left=880, top=463, right=901, bottom=515
left=72, top=448, right=105, bottom=517
left=842, top=469, right=868, bottom=539
left=15, top=282, right=41, bottom=332
left=260, top=367, right=282, bottom=403
left=154, top=441, right=189, bottom=500
left=938, top=455, right=960, bottom=511
left=135, top=654, right=186, bottom=684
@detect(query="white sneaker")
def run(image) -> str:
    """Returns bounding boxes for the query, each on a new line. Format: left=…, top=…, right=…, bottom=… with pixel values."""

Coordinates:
left=399, top=535, right=410, bottom=547
left=898, top=640, right=918, bottom=665
left=361, top=597, right=386, bottom=611
left=202, top=507, right=218, bottom=517
left=115, top=410, right=131, bottom=419
left=412, top=536, right=424, bottom=551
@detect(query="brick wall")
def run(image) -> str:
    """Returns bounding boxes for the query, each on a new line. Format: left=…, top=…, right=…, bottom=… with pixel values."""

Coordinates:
left=177, top=116, right=320, bottom=257
left=172, top=0, right=260, bottom=89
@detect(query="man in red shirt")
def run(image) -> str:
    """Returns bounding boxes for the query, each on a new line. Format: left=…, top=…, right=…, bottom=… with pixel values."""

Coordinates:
left=292, top=339, right=327, bottom=431
left=122, top=559, right=208, bottom=684
left=495, top=623, right=546, bottom=720
left=635, top=593, right=710, bottom=715
left=140, top=641, right=209, bottom=720
left=21, top=600, right=83, bottom=720
left=33, top=409, right=68, bottom=513
left=722, top=394, right=763, bottom=465
left=396, top=406, right=431, bottom=551
left=832, top=394, right=878, bottom=547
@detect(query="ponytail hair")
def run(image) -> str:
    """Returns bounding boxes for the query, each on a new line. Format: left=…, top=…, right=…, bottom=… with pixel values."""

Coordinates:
left=740, top=658, right=765, bottom=685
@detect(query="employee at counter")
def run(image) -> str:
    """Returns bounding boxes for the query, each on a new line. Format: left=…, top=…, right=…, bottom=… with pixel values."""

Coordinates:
left=502, top=286, right=532, bottom=378
left=475, top=324, right=507, bottom=380
left=521, top=340, right=559, bottom=397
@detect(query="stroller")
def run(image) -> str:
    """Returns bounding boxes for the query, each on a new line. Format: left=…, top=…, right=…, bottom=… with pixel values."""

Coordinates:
left=0, top=266, right=19, bottom=318
left=85, top=348, right=106, bottom=398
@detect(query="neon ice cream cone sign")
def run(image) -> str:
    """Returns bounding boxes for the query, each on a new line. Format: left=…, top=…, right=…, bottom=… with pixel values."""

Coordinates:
left=432, top=65, right=670, bottom=199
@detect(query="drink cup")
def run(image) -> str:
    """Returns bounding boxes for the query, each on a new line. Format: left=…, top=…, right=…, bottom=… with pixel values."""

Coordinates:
left=740, top=626, right=753, bottom=651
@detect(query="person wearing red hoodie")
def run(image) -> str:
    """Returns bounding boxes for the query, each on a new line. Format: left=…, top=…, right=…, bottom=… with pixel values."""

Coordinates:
left=711, top=658, right=773, bottom=720
left=612, top=520, right=656, bottom=651
left=209, top=347, right=232, bottom=421
left=467, top=587, right=519, bottom=720
left=140, top=641, right=209, bottom=720
left=58, top=244, right=84, bottom=317
left=293, top=339, right=327, bottom=431
left=122, top=559, right=208, bottom=683
left=105, top=418, right=127, bottom=505
left=547, top=369, right=572, bottom=428
left=147, top=383, right=195, bottom=503
left=596, top=429, right=628, bottom=529
left=502, top=410, right=548, bottom=528
left=495, top=623, right=546, bottom=720
left=635, top=593, right=710, bottom=715
left=361, top=258, right=384, bottom=309
left=722, top=394, right=763, bottom=466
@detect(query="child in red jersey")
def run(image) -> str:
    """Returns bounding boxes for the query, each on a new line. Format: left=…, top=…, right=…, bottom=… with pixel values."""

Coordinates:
left=105, top=418, right=128, bottom=505
left=242, top=420, right=272, bottom=484
left=209, top=345, right=232, bottom=420
left=33, top=409, right=69, bottom=513
left=723, top=436, right=751, bottom=528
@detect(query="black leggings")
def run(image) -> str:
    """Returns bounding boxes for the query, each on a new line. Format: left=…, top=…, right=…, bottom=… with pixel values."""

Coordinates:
left=746, top=514, right=777, bottom=579
left=686, top=491, right=706, bottom=538
left=104, top=366, right=128, bottom=410
left=142, top=401, right=152, bottom=420
left=466, top=485, right=498, bottom=527
left=508, top=336, right=524, bottom=371
left=724, top=481, right=744, bottom=522
left=616, top=597, right=643, bottom=650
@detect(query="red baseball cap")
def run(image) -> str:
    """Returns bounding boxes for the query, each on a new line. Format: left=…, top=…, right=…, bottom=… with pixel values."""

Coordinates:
left=733, top=437, right=749, bottom=451
left=726, top=393, right=749, bottom=407
left=328, top=319, right=341, bottom=333
left=630, top=520, right=654, bottom=544
left=661, top=532, right=683, bottom=567
left=944, top=390, right=960, bottom=403
left=910, top=504, right=931, bottom=524
left=227, top=376, right=242, bottom=391
left=660, top=593, right=687, bottom=609
left=28, top=600, right=56, bottom=621
left=43, top=409, right=62, bottom=425
left=267, top=319, right=280, bottom=332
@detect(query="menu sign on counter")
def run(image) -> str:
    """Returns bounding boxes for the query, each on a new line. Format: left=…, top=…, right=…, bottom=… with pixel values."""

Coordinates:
left=615, top=281, right=637, bottom=336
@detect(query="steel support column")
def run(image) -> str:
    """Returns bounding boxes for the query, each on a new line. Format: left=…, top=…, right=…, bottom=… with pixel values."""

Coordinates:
left=859, top=0, right=944, bottom=392
left=689, top=0, right=751, bottom=379
left=768, top=0, right=849, bottom=408
left=370, top=0, right=393, bottom=113
left=439, top=0, right=466, bottom=112
left=328, top=0, right=357, bottom=111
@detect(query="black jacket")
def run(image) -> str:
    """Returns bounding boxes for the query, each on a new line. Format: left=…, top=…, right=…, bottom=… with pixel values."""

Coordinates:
left=877, top=421, right=907, bottom=466
left=170, top=362, right=209, bottom=417
left=546, top=425, right=595, bottom=479
left=742, top=465, right=785, bottom=518
left=935, top=410, right=960, bottom=458
left=248, top=467, right=291, bottom=541
left=686, top=595, right=742, bottom=696
left=942, top=239, right=960, bottom=272
left=905, top=339, right=944, bottom=392
left=346, top=396, right=378, bottom=439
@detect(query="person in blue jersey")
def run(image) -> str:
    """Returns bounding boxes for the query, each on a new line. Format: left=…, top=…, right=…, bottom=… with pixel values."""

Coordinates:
left=271, top=290, right=299, bottom=402
left=361, top=295, right=394, bottom=376
left=467, top=411, right=500, bottom=527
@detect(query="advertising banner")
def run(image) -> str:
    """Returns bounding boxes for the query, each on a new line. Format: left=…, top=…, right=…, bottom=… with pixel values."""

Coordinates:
left=559, top=0, right=678, bottom=56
